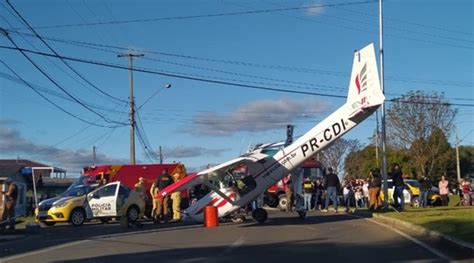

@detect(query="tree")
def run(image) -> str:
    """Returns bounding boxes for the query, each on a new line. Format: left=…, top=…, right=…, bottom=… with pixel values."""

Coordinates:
left=345, top=144, right=410, bottom=179
left=387, top=91, right=457, bottom=178
left=459, top=145, right=474, bottom=177
left=320, top=138, right=360, bottom=177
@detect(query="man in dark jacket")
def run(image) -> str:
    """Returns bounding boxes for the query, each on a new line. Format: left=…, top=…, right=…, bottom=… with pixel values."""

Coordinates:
left=419, top=176, right=432, bottom=208
left=322, top=167, right=340, bottom=213
left=389, top=164, right=405, bottom=210
left=155, top=169, right=173, bottom=222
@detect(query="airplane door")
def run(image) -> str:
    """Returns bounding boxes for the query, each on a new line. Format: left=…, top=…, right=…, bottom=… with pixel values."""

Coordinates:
left=88, top=182, right=119, bottom=217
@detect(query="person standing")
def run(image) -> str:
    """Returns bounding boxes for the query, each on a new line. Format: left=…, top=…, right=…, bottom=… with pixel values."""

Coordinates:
left=389, top=164, right=405, bottom=210
left=155, top=168, right=173, bottom=222
left=461, top=178, right=472, bottom=206
left=368, top=169, right=382, bottom=210
left=149, top=181, right=158, bottom=218
left=362, top=179, right=370, bottom=208
left=343, top=178, right=355, bottom=213
left=313, top=179, right=323, bottom=210
left=438, top=176, right=449, bottom=206
left=303, top=177, right=314, bottom=211
left=283, top=175, right=293, bottom=212
left=419, top=176, right=432, bottom=208
left=1, top=178, right=18, bottom=231
left=134, top=177, right=145, bottom=202
left=170, top=173, right=182, bottom=222
left=322, top=167, right=340, bottom=213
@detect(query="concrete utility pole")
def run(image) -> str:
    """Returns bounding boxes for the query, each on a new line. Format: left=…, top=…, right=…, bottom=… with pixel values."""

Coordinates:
left=118, top=52, right=144, bottom=165
left=375, top=111, right=380, bottom=167
left=93, top=146, right=96, bottom=165
left=456, top=131, right=461, bottom=181
left=379, top=0, right=389, bottom=208
left=159, top=146, right=163, bottom=164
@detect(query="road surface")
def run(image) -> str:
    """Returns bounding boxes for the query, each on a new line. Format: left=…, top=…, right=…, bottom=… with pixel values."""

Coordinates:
left=0, top=210, right=464, bottom=262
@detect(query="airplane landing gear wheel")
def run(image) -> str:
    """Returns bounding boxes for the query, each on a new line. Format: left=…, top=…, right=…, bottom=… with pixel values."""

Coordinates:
left=252, top=208, right=268, bottom=223
left=297, top=210, right=306, bottom=219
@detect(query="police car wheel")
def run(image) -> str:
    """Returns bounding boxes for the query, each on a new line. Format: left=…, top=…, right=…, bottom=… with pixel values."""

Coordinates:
left=127, top=206, right=139, bottom=223
left=70, top=208, right=85, bottom=226
left=252, top=208, right=268, bottom=223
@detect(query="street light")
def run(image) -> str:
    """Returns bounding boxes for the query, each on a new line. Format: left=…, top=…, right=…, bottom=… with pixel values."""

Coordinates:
left=137, top=83, right=172, bottom=111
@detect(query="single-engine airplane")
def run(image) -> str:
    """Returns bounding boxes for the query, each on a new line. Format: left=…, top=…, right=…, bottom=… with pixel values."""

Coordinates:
left=158, top=43, right=385, bottom=223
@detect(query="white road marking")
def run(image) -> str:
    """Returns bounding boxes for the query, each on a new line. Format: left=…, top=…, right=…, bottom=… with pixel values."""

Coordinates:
left=350, top=214, right=452, bottom=261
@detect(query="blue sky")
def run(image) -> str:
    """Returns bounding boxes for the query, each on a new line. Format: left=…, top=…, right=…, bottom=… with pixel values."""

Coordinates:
left=1, top=0, right=473, bottom=175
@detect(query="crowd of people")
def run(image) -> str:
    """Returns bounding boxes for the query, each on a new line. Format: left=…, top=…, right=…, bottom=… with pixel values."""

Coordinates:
left=290, top=164, right=473, bottom=214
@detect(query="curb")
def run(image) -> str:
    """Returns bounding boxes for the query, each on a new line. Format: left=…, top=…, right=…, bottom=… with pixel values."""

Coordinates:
left=372, top=213, right=474, bottom=252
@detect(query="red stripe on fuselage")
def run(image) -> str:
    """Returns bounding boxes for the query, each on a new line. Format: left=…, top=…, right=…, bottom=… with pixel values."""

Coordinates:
left=355, top=75, right=361, bottom=94
left=195, top=193, right=236, bottom=214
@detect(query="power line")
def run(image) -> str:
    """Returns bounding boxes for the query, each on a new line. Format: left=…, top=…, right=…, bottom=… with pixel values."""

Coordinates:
left=2, top=45, right=473, bottom=107
left=8, top=1, right=377, bottom=30
left=0, top=14, right=127, bottom=106
left=0, top=32, right=127, bottom=125
left=7, top=29, right=473, bottom=89
left=5, top=0, right=127, bottom=104
left=0, top=71, right=129, bottom=115
left=0, top=60, right=123, bottom=128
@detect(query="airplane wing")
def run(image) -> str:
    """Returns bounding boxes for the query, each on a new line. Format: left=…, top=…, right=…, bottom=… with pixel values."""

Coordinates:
left=157, top=153, right=269, bottom=198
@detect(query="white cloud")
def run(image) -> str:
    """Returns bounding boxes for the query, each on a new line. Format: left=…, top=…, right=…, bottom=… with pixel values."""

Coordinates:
left=0, top=120, right=126, bottom=174
left=161, top=146, right=231, bottom=159
left=183, top=97, right=328, bottom=136
left=304, top=1, right=326, bottom=17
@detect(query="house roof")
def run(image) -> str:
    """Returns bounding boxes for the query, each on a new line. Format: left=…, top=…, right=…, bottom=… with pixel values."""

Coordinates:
left=0, top=159, right=66, bottom=175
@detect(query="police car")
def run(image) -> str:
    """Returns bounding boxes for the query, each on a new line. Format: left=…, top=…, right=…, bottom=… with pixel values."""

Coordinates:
left=39, top=182, right=144, bottom=226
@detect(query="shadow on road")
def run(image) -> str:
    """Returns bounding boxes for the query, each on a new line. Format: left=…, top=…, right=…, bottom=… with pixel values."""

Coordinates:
left=56, top=237, right=446, bottom=263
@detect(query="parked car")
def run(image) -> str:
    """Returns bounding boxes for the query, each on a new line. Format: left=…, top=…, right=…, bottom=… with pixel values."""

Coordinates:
left=381, top=179, right=441, bottom=207
left=36, top=181, right=144, bottom=226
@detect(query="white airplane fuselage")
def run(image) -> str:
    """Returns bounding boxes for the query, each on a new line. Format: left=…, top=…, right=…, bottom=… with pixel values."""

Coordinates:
left=183, top=43, right=384, bottom=222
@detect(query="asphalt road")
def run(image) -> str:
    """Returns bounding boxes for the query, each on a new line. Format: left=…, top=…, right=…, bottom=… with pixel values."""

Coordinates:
left=0, top=210, right=467, bottom=262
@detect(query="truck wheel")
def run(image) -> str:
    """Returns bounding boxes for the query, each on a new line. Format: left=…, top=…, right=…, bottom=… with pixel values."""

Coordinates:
left=252, top=208, right=268, bottom=223
left=127, top=206, right=140, bottom=223
left=278, top=194, right=287, bottom=211
left=69, top=208, right=85, bottom=227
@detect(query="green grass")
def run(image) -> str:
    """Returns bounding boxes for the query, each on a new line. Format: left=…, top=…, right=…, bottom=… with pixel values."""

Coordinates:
left=381, top=206, right=474, bottom=244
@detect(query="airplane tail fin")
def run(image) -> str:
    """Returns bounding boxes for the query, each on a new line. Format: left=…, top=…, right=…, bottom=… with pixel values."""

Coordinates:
left=346, top=43, right=385, bottom=120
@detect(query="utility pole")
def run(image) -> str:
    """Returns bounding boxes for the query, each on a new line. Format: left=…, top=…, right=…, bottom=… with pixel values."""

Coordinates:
left=118, top=52, right=144, bottom=165
left=159, top=146, right=163, bottom=164
left=93, top=146, right=96, bottom=165
left=456, top=131, right=461, bottom=181
left=379, top=0, right=389, bottom=208
left=375, top=111, right=380, bottom=167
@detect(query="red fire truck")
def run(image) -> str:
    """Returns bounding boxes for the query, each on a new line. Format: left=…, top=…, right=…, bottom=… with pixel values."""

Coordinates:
left=82, top=163, right=188, bottom=215
left=264, top=158, right=324, bottom=210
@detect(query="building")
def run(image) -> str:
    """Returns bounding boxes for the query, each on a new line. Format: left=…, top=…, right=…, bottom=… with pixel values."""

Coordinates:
left=0, top=159, right=73, bottom=217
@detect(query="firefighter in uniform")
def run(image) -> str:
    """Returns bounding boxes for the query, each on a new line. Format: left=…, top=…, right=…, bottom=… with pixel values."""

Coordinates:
left=171, top=173, right=182, bottom=222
